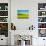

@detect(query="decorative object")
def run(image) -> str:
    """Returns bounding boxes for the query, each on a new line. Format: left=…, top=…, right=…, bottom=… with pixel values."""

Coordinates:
left=0, top=23, right=8, bottom=37
left=0, top=3, right=8, bottom=10
left=38, top=23, right=46, bottom=28
left=11, top=23, right=16, bottom=30
left=39, top=29, right=46, bottom=37
left=0, top=17, right=8, bottom=22
left=38, top=3, right=46, bottom=10
left=42, top=12, right=45, bottom=15
left=5, top=6, right=8, bottom=10
left=17, top=10, right=29, bottom=19
left=29, top=25, right=35, bottom=30
left=38, top=17, right=46, bottom=22
left=15, top=35, right=32, bottom=46
left=0, top=11, right=8, bottom=16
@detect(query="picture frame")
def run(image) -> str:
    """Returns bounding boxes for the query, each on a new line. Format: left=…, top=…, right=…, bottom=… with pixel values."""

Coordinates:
left=17, top=10, right=29, bottom=19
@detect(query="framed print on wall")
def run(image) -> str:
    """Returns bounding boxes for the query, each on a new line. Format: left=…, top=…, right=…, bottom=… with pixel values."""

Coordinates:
left=17, top=10, right=29, bottom=19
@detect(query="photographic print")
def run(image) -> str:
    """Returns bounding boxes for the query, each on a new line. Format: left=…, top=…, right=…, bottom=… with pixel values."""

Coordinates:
left=17, top=10, right=29, bottom=19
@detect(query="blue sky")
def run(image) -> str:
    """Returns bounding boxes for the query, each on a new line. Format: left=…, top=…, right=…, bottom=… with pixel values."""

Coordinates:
left=17, top=10, right=29, bottom=14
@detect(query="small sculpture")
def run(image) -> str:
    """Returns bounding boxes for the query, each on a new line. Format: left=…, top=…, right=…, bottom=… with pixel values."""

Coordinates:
left=29, top=25, right=35, bottom=30
left=11, top=23, right=16, bottom=30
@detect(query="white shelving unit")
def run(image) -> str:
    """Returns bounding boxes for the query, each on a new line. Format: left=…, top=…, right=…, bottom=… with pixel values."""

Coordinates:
left=0, top=3, right=8, bottom=22
left=38, top=3, right=46, bottom=37
left=0, top=3, right=8, bottom=45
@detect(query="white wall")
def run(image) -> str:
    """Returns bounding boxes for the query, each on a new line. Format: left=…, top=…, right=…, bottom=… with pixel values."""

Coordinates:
left=11, top=0, right=38, bottom=30
left=11, top=0, right=38, bottom=45
left=11, top=0, right=46, bottom=46
left=1, top=0, right=46, bottom=46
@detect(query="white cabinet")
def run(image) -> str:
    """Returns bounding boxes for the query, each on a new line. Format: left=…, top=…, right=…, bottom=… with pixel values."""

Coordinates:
left=38, top=3, right=46, bottom=46
left=0, top=0, right=11, bottom=45
left=38, top=37, right=46, bottom=46
left=0, top=35, right=8, bottom=45
left=38, top=3, right=46, bottom=37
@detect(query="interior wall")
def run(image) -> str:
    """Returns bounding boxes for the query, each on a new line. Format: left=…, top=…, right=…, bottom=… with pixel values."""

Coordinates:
left=11, top=0, right=38, bottom=30
left=11, top=0, right=46, bottom=46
